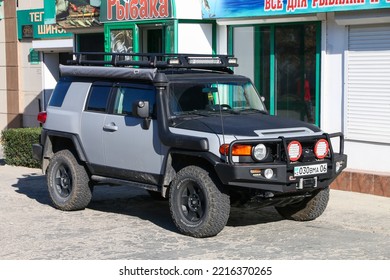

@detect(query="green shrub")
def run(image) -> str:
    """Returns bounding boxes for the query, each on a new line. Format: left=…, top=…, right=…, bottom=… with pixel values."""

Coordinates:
left=1, top=127, right=41, bottom=168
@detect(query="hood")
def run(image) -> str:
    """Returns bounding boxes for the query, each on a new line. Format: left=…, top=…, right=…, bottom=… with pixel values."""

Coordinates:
left=171, top=113, right=321, bottom=137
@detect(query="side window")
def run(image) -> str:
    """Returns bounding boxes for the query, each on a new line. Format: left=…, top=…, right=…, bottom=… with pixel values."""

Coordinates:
left=48, top=81, right=71, bottom=107
left=113, top=85, right=155, bottom=116
left=85, top=84, right=112, bottom=113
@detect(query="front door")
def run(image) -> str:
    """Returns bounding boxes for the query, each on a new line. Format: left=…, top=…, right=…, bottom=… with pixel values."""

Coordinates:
left=102, top=83, right=163, bottom=183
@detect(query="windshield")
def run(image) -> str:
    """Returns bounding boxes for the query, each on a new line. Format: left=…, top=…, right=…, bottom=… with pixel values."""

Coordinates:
left=169, top=81, right=267, bottom=116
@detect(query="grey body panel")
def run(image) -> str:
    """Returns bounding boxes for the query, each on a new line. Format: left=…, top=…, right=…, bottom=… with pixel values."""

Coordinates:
left=45, top=82, right=91, bottom=134
left=103, top=116, right=164, bottom=174
left=80, top=111, right=107, bottom=165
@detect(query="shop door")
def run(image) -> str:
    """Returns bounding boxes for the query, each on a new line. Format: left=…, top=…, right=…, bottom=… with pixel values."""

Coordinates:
left=274, top=24, right=318, bottom=124
left=139, top=26, right=164, bottom=53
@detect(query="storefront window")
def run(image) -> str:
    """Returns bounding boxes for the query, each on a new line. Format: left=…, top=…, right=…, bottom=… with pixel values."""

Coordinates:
left=110, top=29, right=134, bottom=60
left=258, top=27, right=271, bottom=111
left=77, top=33, right=105, bottom=60
left=232, top=22, right=320, bottom=125
left=105, top=22, right=172, bottom=57
left=275, top=24, right=317, bottom=123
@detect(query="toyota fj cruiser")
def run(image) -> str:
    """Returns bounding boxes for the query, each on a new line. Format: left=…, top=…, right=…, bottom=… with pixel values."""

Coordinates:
left=33, top=53, right=347, bottom=238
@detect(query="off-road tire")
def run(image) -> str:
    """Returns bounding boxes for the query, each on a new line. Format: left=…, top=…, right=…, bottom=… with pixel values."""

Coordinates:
left=169, top=165, right=230, bottom=238
left=47, top=150, right=92, bottom=211
left=275, top=187, right=330, bottom=221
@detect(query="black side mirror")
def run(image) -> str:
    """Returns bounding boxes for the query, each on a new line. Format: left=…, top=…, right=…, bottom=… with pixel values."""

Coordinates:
left=133, top=100, right=150, bottom=118
left=133, top=100, right=151, bottom=130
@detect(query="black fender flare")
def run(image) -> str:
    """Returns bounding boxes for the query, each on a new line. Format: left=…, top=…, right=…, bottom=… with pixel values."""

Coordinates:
left=161, top=149, right=222, bottom=196
left=41, top=130, right=88, bottom=173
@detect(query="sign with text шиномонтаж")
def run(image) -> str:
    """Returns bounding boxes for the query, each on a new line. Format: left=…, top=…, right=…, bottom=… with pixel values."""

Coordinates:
left=17, top=9, right=72, bottom=39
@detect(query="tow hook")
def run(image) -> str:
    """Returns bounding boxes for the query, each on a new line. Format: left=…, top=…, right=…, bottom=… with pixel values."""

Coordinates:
left=297, top=177, right=318, bottom=190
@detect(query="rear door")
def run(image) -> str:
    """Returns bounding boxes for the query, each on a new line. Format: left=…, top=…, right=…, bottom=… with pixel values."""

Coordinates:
left=80, top=82, right=113, bottom=167
left=102, top=83, right=163, bottom=183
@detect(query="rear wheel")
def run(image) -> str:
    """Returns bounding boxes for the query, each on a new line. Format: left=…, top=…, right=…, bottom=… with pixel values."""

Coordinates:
left=47, top=150, right=92, bottom=211
left=169, top=165, right=230, bottom=238
left=275, top=187, right=330, bottom=221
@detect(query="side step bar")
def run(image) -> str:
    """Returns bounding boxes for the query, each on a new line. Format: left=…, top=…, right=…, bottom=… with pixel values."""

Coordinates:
left=91, top=175, right=160, bottom=193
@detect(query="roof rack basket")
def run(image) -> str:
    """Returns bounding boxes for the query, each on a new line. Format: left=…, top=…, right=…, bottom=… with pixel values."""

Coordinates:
left=68, top=52, right=238, bottom=73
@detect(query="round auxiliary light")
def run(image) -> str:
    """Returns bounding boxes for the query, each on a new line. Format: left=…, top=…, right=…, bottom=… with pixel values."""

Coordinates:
left=314, top=139, right=329, bottom=159
left=287, top=141, right=302, bottom=162
left=253, top=144, right=267, bottom=161
left=264, top=168, right=274, bottom=179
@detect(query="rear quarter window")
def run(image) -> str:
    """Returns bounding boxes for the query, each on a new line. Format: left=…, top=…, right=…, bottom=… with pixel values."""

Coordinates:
left=85, top=84, right=112, bottom=113
left=48, top=81, right=72, bottom=107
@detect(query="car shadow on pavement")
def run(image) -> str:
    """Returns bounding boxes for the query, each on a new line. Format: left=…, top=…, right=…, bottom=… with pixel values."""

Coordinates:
left=12, top=175, right=284, bottom=234
left=89, top=185, right=285, bottom=230
left=12, top=173, right=52, bottom=205
left=88, top=185, right=179, bottom=233
left=228, top=206, right=283, bottom=227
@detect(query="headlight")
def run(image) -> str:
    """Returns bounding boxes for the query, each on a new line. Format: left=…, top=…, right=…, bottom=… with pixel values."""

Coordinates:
left=252, top=144, right=267, bottom=161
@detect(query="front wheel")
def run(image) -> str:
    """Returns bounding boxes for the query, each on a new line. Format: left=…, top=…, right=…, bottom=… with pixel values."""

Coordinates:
left=169, top=166, right=230, bottom=238
left=275, top=187, right=330, bottom=221
left=47, top=150, right=92, bottom=211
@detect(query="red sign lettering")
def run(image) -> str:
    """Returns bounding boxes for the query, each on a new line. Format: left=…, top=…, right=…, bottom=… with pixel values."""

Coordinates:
left=264, top=0, right=283, bottom=11
left=287, top=0, right=308, bottom=12
left=106, top=0, right=170, bottom=21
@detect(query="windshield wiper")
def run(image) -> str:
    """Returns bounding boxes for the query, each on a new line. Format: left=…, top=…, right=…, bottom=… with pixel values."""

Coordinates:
left=175, top=110, right=211, bottom=117
left=235, top=108, right=268, bottom=115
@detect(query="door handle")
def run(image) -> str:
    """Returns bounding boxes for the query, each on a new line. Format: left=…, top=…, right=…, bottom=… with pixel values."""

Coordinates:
left=103, top=123, right=118, bottom=132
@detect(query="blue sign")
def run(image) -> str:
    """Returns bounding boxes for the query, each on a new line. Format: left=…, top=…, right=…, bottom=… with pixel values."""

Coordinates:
left=201, top=0, right=390, bottom=18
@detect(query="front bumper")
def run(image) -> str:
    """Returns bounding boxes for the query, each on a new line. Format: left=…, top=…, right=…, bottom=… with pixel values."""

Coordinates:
left=215, top=153, right=347, bottom=193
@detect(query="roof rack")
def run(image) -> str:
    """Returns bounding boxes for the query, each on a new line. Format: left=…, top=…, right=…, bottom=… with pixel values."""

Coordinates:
left=68, top=52, right=238, bottom=73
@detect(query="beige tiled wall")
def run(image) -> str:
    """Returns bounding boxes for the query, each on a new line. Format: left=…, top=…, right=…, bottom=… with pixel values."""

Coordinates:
left=0, top=2, right=6, bottom=130
left=19, top=41, right=43, bottom=128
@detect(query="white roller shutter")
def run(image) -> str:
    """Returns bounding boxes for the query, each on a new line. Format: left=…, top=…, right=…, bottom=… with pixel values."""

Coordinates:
left=346, top=25, right=390, bottom=144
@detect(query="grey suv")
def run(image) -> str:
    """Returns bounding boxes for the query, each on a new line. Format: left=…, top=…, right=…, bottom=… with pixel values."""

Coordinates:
left=33, top=53, right=347, bottom=238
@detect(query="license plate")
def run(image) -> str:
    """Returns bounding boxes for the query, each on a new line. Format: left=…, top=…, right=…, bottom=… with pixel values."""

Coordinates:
left=294, top=163, right=327, bottom=177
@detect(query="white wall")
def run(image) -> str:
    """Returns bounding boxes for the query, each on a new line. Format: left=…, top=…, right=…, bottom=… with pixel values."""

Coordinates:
left=323, top=12, right=390, bottom=174
left=216, top=25, right=228, bottom=55
left=232, top=26, right=254, bottom=84
left=178, top=23, right=213, bottom=54
left=174, top=0, right=202, bottom=19
left=321, top=13, right=345, bottom=135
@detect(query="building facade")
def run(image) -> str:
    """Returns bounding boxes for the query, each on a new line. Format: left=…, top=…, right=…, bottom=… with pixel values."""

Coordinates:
left=205, top=0, right=390, bottom=196
left=1, top=0, right=21, bottom=129
left=3, top=0, right=215, bottom=130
